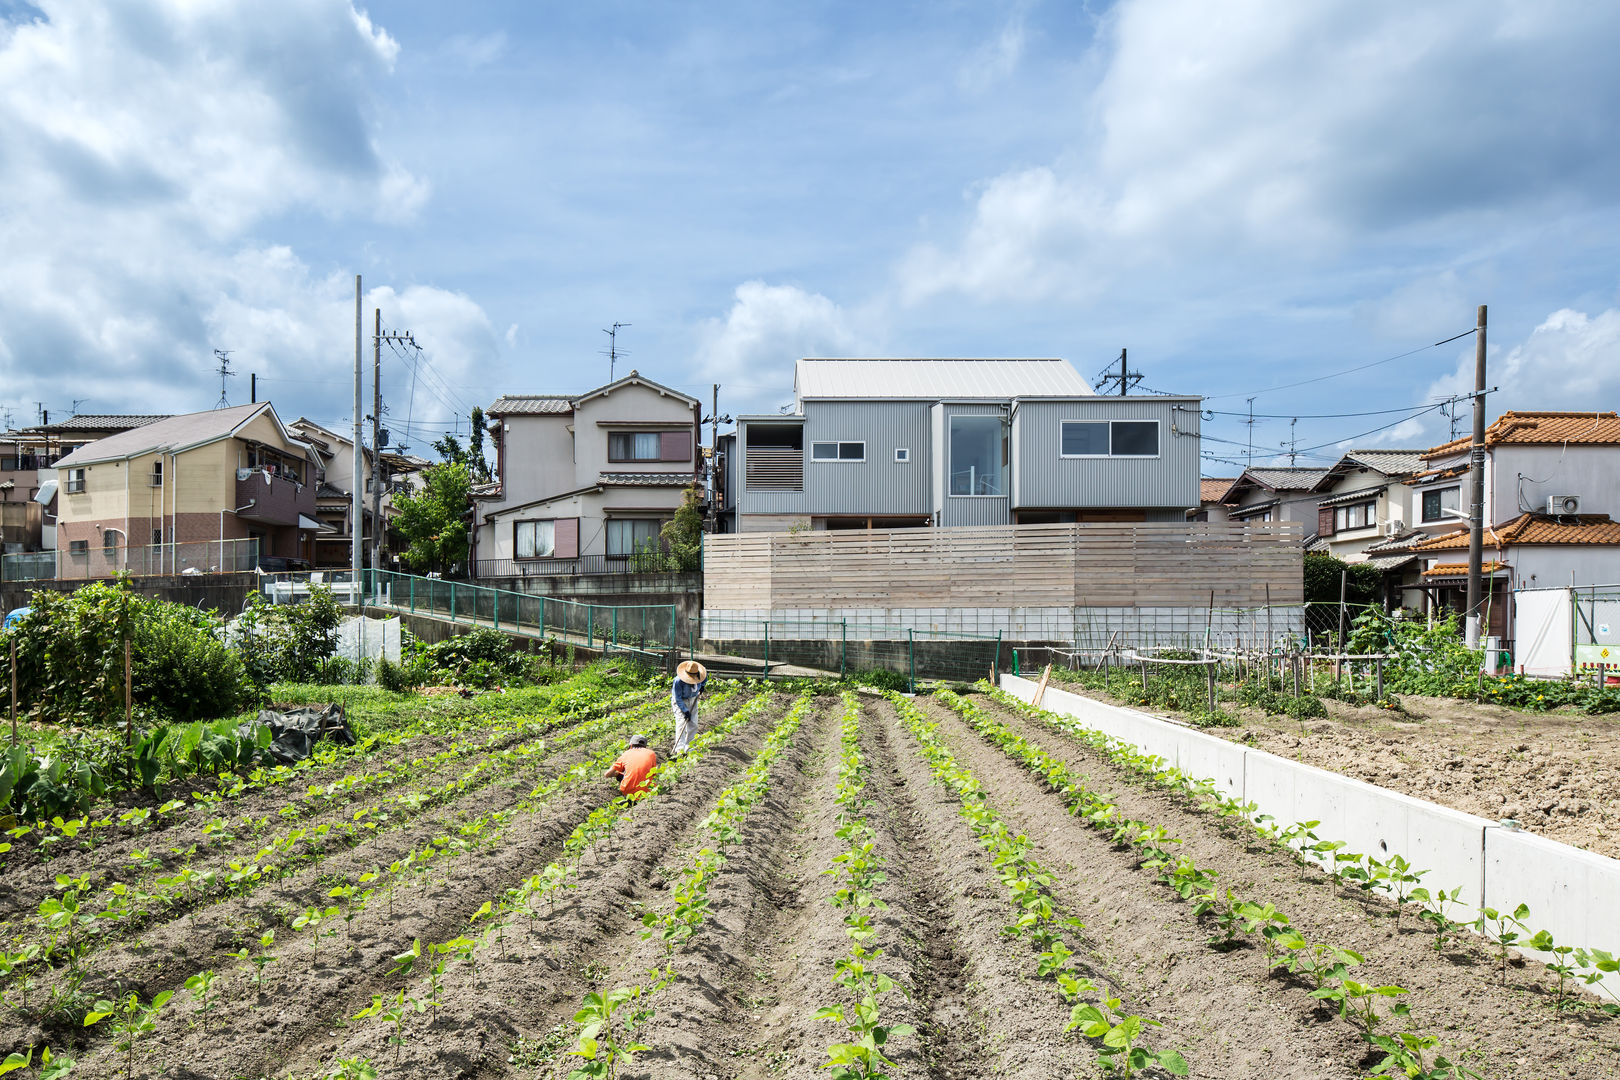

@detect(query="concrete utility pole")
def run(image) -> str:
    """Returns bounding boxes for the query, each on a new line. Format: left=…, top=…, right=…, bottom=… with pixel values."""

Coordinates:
left=352, top=276, right=363, bottom=590
left=1117, top=348, right=1128, bottom=396
left=1465, top=304, right=1488, bottom=651
left=371, top=313, right=419, bottom=574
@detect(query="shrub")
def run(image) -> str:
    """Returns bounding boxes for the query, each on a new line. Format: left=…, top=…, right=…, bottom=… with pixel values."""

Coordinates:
left=848, top=668, right=909, bottom=693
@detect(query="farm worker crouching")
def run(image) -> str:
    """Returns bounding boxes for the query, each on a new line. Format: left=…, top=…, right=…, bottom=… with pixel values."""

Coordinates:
left=605, top=734, right=658, bottom=800
left=671, top=660, right=708, bottom=757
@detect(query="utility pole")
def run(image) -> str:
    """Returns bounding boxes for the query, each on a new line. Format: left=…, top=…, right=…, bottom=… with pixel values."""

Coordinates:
left=1281, top=418, right=1298, bottom=467
left=1465, top=304, right=1488, bottom=652
left=250, top=373, right=256, bottom=404
left=702, top=384, right=732, bottom=531
left=1093, top=348, right=1143, bottom=395
left=372, top=311, right=419, bottom=573
left=603, top=322, right=630, bottom=382
left=352, top=275, right=363, bottom=590
left=1117, top=348, right=1128, bottom=396
left=1245, top=397, right=1257, bottom=469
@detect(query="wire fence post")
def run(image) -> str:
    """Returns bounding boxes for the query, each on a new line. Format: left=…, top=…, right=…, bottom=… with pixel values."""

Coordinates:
left=994, top=630, right=1002, bottom=678
left=123, top=637, right=133, bottom=782
left=764, top=619, right=770, bottom=675
left=587, top=604, right=594, bottom=649
left=9, top=639, right=17, bottom=747
left=908, top=628, right=915, bottom=694
left=493, top=589, right=501, bottom=632
left=612, top=607, right=619, bottom=652
left=841, top=618, right=847, bottom=680
left=450, top=581, right=457, bottom=623
left=1012, top=648, right=1019, bottom=676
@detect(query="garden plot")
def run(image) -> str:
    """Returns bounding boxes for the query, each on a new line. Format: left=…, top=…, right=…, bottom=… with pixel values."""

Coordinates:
left=4, top=684, right=1619, bottom=1080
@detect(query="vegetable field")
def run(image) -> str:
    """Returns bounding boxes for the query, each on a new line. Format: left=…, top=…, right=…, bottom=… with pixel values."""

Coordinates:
left=1, top=675, right=1617, bottom=1079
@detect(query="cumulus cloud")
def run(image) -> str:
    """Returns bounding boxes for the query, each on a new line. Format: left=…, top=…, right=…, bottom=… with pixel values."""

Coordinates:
left=694, top=282, right=870, bottom=413
left=0, top=1, right=493, bottom=426
left=1424, top=307, right=1620, bottom=421
left=902, top=0, right=1620, bottom=303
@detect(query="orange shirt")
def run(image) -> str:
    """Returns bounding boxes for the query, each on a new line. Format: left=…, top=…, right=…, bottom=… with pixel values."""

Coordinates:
left=609, top=746, right=658, bottom=796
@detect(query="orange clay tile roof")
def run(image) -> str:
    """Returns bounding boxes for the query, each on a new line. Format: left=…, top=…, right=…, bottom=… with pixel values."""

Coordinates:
left=1200, top=477, right=1237, bottom=503
left=1413, top=513, right=1620, bottom=551
left=1402, top=464, right=1469, bottom=486
left=1421, top=561, right=1509, bottom=577
left=1422, top=411, right=1620, bottom=459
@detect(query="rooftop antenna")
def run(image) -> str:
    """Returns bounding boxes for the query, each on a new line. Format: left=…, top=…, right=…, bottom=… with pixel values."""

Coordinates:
left=1281, top=417, right=1298, bottom=467
left=1244, top=396, right=1257, bottom=469
left=213, top=349, right=235, bottom=409
left=602, top=322, right=631, bottom=382
left=70, top=398, right=88, bottom=416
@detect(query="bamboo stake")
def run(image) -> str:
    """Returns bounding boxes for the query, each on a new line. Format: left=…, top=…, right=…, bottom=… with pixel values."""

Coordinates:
left=9, top=639, right=16, bottom=747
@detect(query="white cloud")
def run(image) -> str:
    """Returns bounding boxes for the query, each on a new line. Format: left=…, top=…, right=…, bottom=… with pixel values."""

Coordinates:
left=444, top=30, right=508, bottom=69
left=0, top=1, right=490, bottom=427
left=902, top=0, right=1620, bottom=304
left=695, top=282, right=869, bottom=413
left=958, top=14, right=1026, bottom=94
left=1424, top=307, right=1620, bottom=420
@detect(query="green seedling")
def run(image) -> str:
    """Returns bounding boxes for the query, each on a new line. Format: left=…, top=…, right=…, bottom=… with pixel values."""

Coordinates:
left=1574, top=948, right=1620, bottom=1011
left=566, top=986, right=653, bottom=1080
left=86, top=990, right=174, bottom=1080
left=354, top=989, right=423, bottom=1063
left=321, top=1058, right=379, bottom=1080
left=1311, top=979, right=1408, bottom=1037
left=1411, top=887, right=1463, bottom=953
left=1477, top=903, right=1530, bottom=985
left=1365, top=1031, right=1483, bottom=1079
left=1236, top=901, right=1290, bottom=960
left=1526, top=930, right=1579, bottom=1009
left=1065, top=996, right=1188, bottom=1078
left=183, top=969, right=217, bottom=1030
left=0, top=1045, right=73, bottom=1079
left=292, top=904, right=339, bottom=967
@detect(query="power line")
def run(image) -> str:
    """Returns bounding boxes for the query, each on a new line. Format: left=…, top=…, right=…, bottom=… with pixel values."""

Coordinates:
left=1203, top=327, right=1477, bottom=402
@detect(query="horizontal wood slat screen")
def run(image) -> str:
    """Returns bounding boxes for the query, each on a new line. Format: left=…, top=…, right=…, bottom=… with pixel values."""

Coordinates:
left=703, top=521, right=1304, bottom=610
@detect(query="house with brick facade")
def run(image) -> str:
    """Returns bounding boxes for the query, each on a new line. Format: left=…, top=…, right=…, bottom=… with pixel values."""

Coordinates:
left=52, top=403, right=320, bottom=575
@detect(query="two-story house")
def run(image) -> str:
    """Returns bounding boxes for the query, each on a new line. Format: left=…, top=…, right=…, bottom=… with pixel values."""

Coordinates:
left=1219, top=467, right=1331, bottom=527
left=3, top=414, right=170, bottom=555
left=715, top=359, right=1200, bottom=532
left=473, top=371, right=703, bottom=576
left=287, top=417, right=381, bottom=569
left=1309, top=449, right=1424, bottom=560
left=52, top=403, right=320, bottom=576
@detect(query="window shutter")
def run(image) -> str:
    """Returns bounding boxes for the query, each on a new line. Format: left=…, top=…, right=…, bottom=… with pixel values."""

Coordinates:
left=1318, top=507, right=1336, bottom=536
left=555, top=517, right=579, bottom=558
left=661, top=430, right=692, bottom=462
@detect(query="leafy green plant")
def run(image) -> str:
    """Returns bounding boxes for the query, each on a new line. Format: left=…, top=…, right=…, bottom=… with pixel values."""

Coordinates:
left=0, top=1045, right=74, bottom=1079
left=565, top=987, right=653, bottom=1080
left=1311, top=979, right=1408, bottom=1038
left=1476, top=903, right=1529, bottom=985
left=354, top=990, right=423, bottom=1063
left=1066, top=995, right=1189, bottom=1077
left=183, top=970, right=217, bottom=1030
left=1365, top=1031, right=1483, bottom=1078
left=85, top=990, right=174, bottom=1080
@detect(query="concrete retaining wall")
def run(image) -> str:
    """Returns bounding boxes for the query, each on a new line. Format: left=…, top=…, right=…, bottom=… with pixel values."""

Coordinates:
left=999, top=674, right=1620, bottom=991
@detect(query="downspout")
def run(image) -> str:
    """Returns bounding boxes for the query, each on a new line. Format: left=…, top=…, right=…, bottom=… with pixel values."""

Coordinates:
left=124, top=461, right=130, bottom=571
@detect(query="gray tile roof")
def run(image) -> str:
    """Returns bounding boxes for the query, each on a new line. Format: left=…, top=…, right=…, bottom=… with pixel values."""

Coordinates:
left=1318, top=483, right=1389, bottom=508
left=54, top=404, right=280, bottom=468
left=795, top=358, right=1098, bottom=400
left=598, top=472, right=693, bottom=487
left=1342, top=449, right=1424, bottom=476
left=487, top=395, right=572, bottom=416
left=21, top=414, right=169, bottom=434
left=1242, top=467, right=1331, bottom=491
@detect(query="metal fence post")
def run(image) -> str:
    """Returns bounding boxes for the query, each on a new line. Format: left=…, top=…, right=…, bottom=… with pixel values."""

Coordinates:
left=409, top=576, right=415, bottom=613
left=668, top=603, right=675, bottom=651
left=450, top=581, right=457, bottom=622
left=539, top=596, right=546, bottom=636
left=493, top=589, right=501, bottom=631
left=764, top=620, right=770, bottom=675
left=994, top=630, right=1002, bottom=677
left=908, top=629, right=915, bottom=694
left=841, top=618, right=847, bottom=680
left=612, top=607, right=619, bottom=650
left=588, top=604, right=594, bottom=648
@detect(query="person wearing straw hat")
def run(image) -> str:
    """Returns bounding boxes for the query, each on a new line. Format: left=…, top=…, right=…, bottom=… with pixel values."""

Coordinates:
left=671, top=660, right=708, bottom=757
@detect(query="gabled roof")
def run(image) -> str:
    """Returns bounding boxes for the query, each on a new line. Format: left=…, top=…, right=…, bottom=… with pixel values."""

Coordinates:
left=487, top=395, right=573, bottom=417
left=1330, top=449, right=1425, bottom=478
left=1422, top=411, right=1620, bottom=459
left=1318, top=483, right=1388, bottom=508
left=1230, top=467, right=1331, bottom=495
left=54, top=403, right=307, bottom=469
left=16, top=414, right=169, bottom=435
left=1200, top=477, right=1237, bottom=504
left=574, top=370, right=700, bottom=408
left=794, top=358, right=1096, bottom=400
left=1414, top=513, right=1620, bottom=550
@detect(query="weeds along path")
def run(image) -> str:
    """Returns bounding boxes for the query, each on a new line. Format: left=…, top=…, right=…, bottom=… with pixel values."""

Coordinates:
left=0, top=693, right=683, bottom=1005
left=959, top=693, right=1620, bottom=1080
left=0, top=691, right=747, bottom=1067
left=262, top=690, right=793, bottom=1080
left=901, top=694, right=1344, bottom=1080
left=953, top=692, right=1620, bottom=1080
left=0, top=693, right=662, bottom=923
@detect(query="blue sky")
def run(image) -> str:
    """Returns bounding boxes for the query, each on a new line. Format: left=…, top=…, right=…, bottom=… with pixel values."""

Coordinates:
left=4, top=1, right=1620, bottom=473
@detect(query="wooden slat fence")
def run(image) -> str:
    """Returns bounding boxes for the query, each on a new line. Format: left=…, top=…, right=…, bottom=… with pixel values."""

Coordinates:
left=703, top=522, right=1304, bottom=610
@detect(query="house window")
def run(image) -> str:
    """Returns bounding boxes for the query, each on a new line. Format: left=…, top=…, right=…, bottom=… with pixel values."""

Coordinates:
left=607, top=518, right=664, bottom=557
left=949, top=416, right=1005, bottom=496
left=1422, top=486, right=1460, bottom=523
left=103, top=529, right=122, bottom=554
left=68, top=539, right=89, bottom=556
left=152, top=529, right=162, bottom=546
left=608, top=432, right=663, bottom=461
left=1334, top=501, right=1377, bottom=531
left=1060, top=420, right=1161, bottom=457
left=811, top=441, right=865, bottom=462
left=894, top=448, right=910, bottom=462
left=515, top=520, right=555, bottom=559
left=65, top=468, right=86, bottom=494
left=149, top=461, right=162, bottom=487
left=1238, top=509, right=1273, bottom=523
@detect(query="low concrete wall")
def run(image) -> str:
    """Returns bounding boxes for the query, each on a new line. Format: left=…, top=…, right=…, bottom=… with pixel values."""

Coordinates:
left=2, top=573, right=255, bottom=616
left=999, top=674, right=1620, bottom=990
left=480, top=571, right=702, bottom=633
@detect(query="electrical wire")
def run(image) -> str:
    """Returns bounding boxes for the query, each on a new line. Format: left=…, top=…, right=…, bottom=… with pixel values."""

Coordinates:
left=1202, top=328, right=1477, bottom=402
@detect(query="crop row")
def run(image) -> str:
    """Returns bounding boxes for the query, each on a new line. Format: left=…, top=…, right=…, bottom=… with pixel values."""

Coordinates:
left=979, top=683, right=1620, bottom=1017
left=317, top=688, right=786, bottom=1079
left=940, top=687, right=1473, bottom=1079
left=887, top=692, right=1188, bottom=1078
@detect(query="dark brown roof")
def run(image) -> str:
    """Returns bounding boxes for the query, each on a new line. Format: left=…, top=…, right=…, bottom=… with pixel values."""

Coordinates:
left=20, top=414, right=168, bottom=434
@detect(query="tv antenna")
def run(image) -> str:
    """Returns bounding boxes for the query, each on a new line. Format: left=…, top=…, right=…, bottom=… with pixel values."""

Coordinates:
left=602, top=322, right=631, bottom=382
left=70, top=398, right=89, bottom=416
left=1281, top=417, right=1298, bottom=467
left=213, top=349, right=235, bottom=409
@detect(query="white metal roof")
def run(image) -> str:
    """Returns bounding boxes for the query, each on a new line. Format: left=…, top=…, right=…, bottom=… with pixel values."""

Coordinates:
left=795, top=358, right=1095, bottom=400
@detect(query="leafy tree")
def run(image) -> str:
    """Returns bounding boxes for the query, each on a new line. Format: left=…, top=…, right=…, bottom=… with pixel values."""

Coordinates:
left=659, top=484, right=705, bottom=571
left=1303, top=552, right=1381, bottom=607
left=392, top=461, right=472, bottom=573
left=431, top=407, right=491, bottom=483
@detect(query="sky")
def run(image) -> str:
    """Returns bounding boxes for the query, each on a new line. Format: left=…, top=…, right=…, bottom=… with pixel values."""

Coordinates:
left=4, top=0, right=1620, bottom=474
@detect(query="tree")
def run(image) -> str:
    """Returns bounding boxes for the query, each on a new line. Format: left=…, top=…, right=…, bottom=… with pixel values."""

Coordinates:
left=431, top=407, right=491, bottom=483
left=392, top=462, right=472, bottom=573
left=1303, top=551, right=1382, bottom=607
left=659, top=484, right=705, bottom=571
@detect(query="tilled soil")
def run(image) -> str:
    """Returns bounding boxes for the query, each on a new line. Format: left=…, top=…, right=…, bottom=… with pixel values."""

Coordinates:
left=10, top=687, right=1616, bottom=1080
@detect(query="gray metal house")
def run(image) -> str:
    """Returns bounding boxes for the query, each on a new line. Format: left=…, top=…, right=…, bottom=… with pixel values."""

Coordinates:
left=716, top=359, right=1200, bottom=532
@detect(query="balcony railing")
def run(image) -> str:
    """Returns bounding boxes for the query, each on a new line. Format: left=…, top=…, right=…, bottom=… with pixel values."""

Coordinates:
left=236, top=468, right=316, bottom=525
left=0, top=538, right=261, bottom=582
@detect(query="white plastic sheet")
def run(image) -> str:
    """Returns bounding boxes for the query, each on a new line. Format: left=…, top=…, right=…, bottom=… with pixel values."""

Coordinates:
left=337, top=615, right=401, bottom=667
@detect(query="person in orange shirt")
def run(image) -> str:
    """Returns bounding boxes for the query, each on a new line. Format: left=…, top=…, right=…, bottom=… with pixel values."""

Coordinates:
left=605, top=734, right=658, bottom=801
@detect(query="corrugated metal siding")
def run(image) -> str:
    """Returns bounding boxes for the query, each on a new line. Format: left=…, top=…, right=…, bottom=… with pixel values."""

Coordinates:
left=1014, top=399, right=1199, bottom=510
left=799, top=401, right=931, bottom=515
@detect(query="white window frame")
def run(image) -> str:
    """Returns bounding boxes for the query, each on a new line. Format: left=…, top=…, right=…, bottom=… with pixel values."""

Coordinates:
left=810, top=441, right=866, bottom=463
left=948, top=415, right=1007, bottom=498
left=607, top=517, right=665, bottom=557
left=1059, top=419, right=1162, bottom=459
left=65, top=467, right=86, bottom=494
left=894, top=447, right=910, bottom=462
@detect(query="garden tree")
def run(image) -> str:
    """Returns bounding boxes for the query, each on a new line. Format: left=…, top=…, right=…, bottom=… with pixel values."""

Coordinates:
left=1303, top=552, right=1381, bottom=607
left=659, top=485, right=705, bottom=571
left=431, top=406, right=492, bottom=483
left=392, top=461, right=472, bottom=573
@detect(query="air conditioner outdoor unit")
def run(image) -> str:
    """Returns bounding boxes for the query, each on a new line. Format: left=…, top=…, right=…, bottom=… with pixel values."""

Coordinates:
left=1548, top=494, right=1581, bottom=516
left=1384, top=519, right=1405, bottom=537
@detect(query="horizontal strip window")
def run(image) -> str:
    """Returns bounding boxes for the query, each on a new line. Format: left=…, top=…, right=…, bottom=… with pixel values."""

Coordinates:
left=811, top=441, right=865, bottom=462
left=1060, top=420, right=1161, bottom=458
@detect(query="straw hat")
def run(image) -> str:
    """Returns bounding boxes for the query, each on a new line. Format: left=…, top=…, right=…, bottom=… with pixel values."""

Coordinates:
left=676, top=660, right=707, bottom=684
